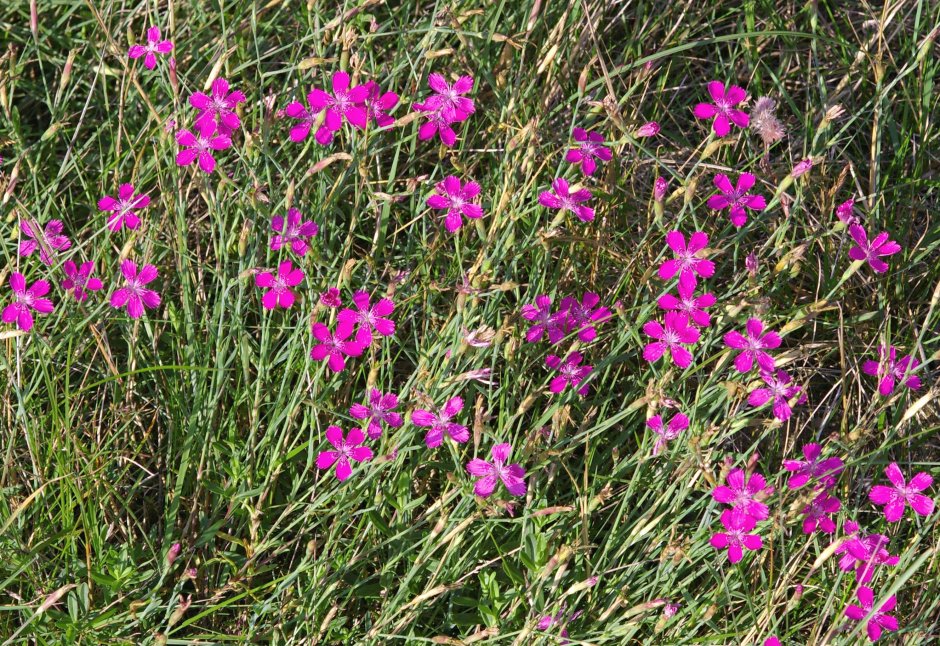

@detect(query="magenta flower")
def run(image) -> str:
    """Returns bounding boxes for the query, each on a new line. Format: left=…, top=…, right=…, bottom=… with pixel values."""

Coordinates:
left=427, top=176, right=484, bottom=232
left=545, top=352, right=592, bottom=396
left=350, top=389, right=402, bottom=440
left=255, top=260, right=304, bottom=310
left=538, top=178, right=594, bottom=223
left=320, top=288, right=341, bottom=308
left=315, top=426, right=373, bottom=481
left=657, top=281, right=716, bottom=328
left=3, top=273, right=53, bottom=331
left=658, top=231, right=714, bottom=290
left=414, top=102, right=459, bottom=146
left=653, top=176, right=668, bottom=202
left=270, top=208, right=319, bottom=255
left=128, top=26, right=173, bottom=70
left=558, top=292, right=611, bottom=342
left=723, top=318, right=781, bottom=373
left=413, top=396, right=469, bottom=448
left=362, top=81, right=399, bottom=127
left=707, top=173, right=766, bottom=227
left=783, top=443, right=843, bottom=490
left=189, top=78, right=246, bottom=137
left=285, top=93, right=332, bottom=145
left=848, top=224, right=901, bottom=273
left=801, top=491, right=841, bottom=534
left=764, top=638, right=781, bottom=646
left=19, top=220, right=71, bottom=265
left=110, top=260, right=160, bottom=319
left=423, top=73, right=475, bottom=122
left=869, top=462, right=934, bottom=523
left=836, top=198, right=858, bottom=226
left=709, top=508, right=762, bottom=563
left=844, top=586, right=899, bottom=642
left=748, top=369, right=805, bottom=421
left=175, top=125, right=231, bottom=174
left=61, top=261, right=103, bottom=302
left=647, top=412, right=689, bottom=456
left=693, top=81, right=749, bottom=137
left=862, top=345, right=921, bottom=396
left=537, top=605, right=582, bottom=641
left=643, top=312, right=700, bottom=368
left=835, top=522, right=899, bottom=583
left=712, top=468, right=771, bottom=521
left=309, top=319, right=368, bottom=373
left=338, top=291, right=395, bottom=343
left=98, top=183, right=149, bottom=231
left=305, top=71, right=369, bottom=144
left=521, top=295, right=567, bottom=344
left=466, top=443, right=526, bottom=497
left=565, top=128, right=611, bottom=176
left=634, top=121, right=660, bottom=137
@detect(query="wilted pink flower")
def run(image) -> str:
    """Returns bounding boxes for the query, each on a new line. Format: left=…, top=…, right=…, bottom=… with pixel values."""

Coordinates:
left=338, top=291, right=395, bottom=344
left=783, top=443, right=843, bottom=490
left=836, top=198, right=858, bottom=225
left=745, top=253, right=758, bottom=276
left=316, top=426, right=373, bottom=481
left=791, top=158, right=813, bottom=178
left=869, top=462, right=934, bottom=523
left=648, top=412, right=689, bottom=455
left=270, top=208, right=319, bottom=255
left=190, top=78, right=246, bottom=136
left=466, top=443, right=526, bottom=497
left=658, top=231, right=714, bottom=290
left=748, top=369, right=804, bottom=421
left=175, top=125, right=231, bottom=174
left=61, top=261, right=103, bottom=302
left=19, top=220, right=71, bottom=265
left=110, top=260, right=160, bottom=319
left=710, top=508, right=762, bottom=563
left=521, top=295, right=566, bottom=344
left=255, top=260, right=304, bottom=310
left=427, top=176, right=484, bottom=232
left=693, top=81, right=749, bottom=137
left=653, top=176, right=668, bottom=202
left=657, top=280, right=716, bottom=328
left=545, top=352, right=592, bottom=396
left=724, top=318, right=781, bottom=373
left=566, top=128, right=611, bottom=176
left=98, top=183, right=149, bottom=231
left=350, top=389, right=402, bottom=440
left=862, top=345, right=921, bottom=396
left=539, top=178, right=594, bottom=223
left=559, top=292, right=611, bottom=342
left=634, top=121, right=660, bottom=137
left=320, top=288, right=341, bottom=308
left=537, top=605, right=582, bottom=641
left=305, top=70, right=369, bottom=144
left=3, top=273, right=53, bottom=331
left=801, top=491, right=841, bottom=534
left=423, top=73, right=475, bottom=122
left=362, top=81, right=399, bottom=127
left=128, top=26, right=173, bottom=70
left=835, top=522, right=899, bottom=583
left=712, top=468, right=771, bottom=521
left=844, top=586, right=898, bottom=642
left=413, top=396, right=469, bottom=447
left=848, top=224, right=900, bottom=273
left=643, top=312, right=700, bottom=368
left=310, top=319, right=368, bottom=373
left=707, top=173, right=766, bottom=227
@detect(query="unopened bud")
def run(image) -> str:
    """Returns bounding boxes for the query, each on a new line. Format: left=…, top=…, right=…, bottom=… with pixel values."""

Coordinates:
left=166, top=542, right=181, bottom=567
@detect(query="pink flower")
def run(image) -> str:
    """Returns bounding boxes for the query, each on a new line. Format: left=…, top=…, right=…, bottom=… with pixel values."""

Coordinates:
left=189, top=78, right=246, bottom=137
left=643, top=312, right=700, bottom=368
left=427, top=176, right=484, bottom=232
left=305, top=70, right=369, bottom=144
left=521, top=295, right=566, bottom=344
left=565, top=128, right=611, bottom=176
left=558, top=292, right=611, bottom=342
left=862, top=345, right=921, bottom=396
left=61, top=261, right=103, bottom=302
left=783, top=443, right=843, bottom=490
left=2, top=273, right=53, bottom=331
left=653, top=176, right=668, bottom=202
left=110, top=260, right=161, bottom=319
left=801, top=491, right=841, bottom=534
left=285, top=93, right=331, bottom=145
left=848, top=224, right=900, bottom=273
left=98, top=183, right=149, bottom=231
left=270, top=208, right=319, bottom=255
left=712, top=468, right=771, bottom=521
left=320, top=288, right=341, bottom=308
left=707, top=173, right=766, bottom=227
left=423, top=73, right=475, bottom=122
left=836, top=198, right=858, bottom=225
left=835, top=523, right=899, bottom=583
left=19, top=220, right=71, bottom=265
left=537, top=605, right=581, bottom=640
left=657, top=280, right=716, bottom=328
left=658, top=231, right=714, bottom=290
left=539, top=178, right=594, bottom=222
left=315, top=426, right=373, bottom=481
left=350, top=389, right=402, bottom=440
left=634, top=121, right=660, bottom=137
left=748, top=369, right=804, bottom=421
left=466, top=443, right=527, bottom=497
left=309, top=319, right=368, bottom=373
left=175, top=125, right=231, bottom=174
left=128, top=26, right=173, bottom=70
left=709, top=508, right=762, bottom=563
left=545, top=352, right=592, bottom=396
left=647, top=412, right=689, bottom=456
left=413, top=395, right=468, bottom=448
left=723, top=318, right=781, bottom=373
left=362, top=81, right=399, bottom=127
left=763, top=638, right=781, bottom=646
left=791, top=157, right=813, bottom=178
left=413, top=102, right=459, bottom=146
left=255, top=260, right=304, bottom=310
left=338, top=291, right=395, bottom=344
left=693, top=81, right=749, bottom=137
left=844, top=586, right=898, bottom=642
left=869, top=462, right=934, bottom=523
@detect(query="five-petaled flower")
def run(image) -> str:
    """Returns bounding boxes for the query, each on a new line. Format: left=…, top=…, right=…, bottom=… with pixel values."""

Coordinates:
left=310, top=319, right=369, bottom=373
left=710, top=508, right=762, bottom=563
left=362, top=81, right=399, bottom=127
left=466, top=443, right=527, bottom=497
left=643, top=312, right=700, bottom=368
left=657, top=281, right=716, bottom=328
left=848, top=224, right=900, bottom=273
left=128, top=26, right=174, bottom=70
left=175, top=124, right=232, bottom=174
left=61, top=260, right=103, bottom=302
left=427, top=176, right=484, bottom=232
left=423, top=73, right=475, bottom=122
left=98, top=183, right=149, bottom=231
left=270, top=208, right=319, bottom=256
left=255, top=260, right=304, bottom=310
left=869, top=462, right=934, bottom=523
left=647, top=412, right=689, bottom=456
left=724, top=318, right=781, bottom=373
left=304, top=70, right=370, bottom=145
left=801, top=491, right=841, bottom=534
left=316, top=426, right=373, bottom=481
left=707, top=173, right=766, bottom=227
left=835, top=521, right=899, bottom=583
left=190, top=78, right=246, bottom=137
left=844, top=586, right=899, bottom=642
left=559, top=292, right=611, bottom=342
left=862, top=345, right=921, bottom=396
left=566, top=128, right=611, bottom=176
left=748, top=369, right=805, bottom=421
left=110, top=260, right=161, bottom=319
left=3, top=273, right=54, bottom=331
left=19, top=220, right=71, bottom=266
left=712, top=468, right=772, bottom=521
left=338, top=291, right=395, bottom=344
left=539, top=178, right=594, bottom=223
left=545, top=352, right=592, bottom=396
left=658, top=231, right=714, bottom=290
left=521, top=295, right=567, bottom=344
left=693, top=81, right=749, bottom=137
left=413, top=396, right=469, bottom=448
left=350, top=389, right=403, bottom=440
left=783, top=443, right=843, bottom=490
